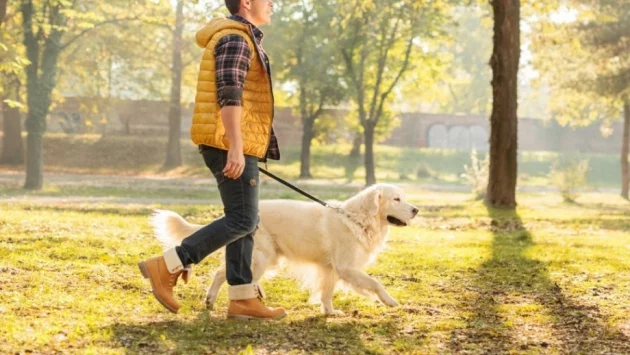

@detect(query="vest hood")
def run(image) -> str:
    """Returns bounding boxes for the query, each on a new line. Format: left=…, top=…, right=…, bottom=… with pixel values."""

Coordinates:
left=196, top=17, right=250, bottom=48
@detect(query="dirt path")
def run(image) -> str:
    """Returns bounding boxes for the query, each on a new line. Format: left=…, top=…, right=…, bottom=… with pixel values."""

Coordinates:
left=0, top=171, right=620, bottom=205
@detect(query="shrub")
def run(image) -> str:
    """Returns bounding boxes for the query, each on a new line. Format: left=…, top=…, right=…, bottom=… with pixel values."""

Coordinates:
left=461, top=149, right=489, bottom=200
left=549, top=156, right=589, bottom=203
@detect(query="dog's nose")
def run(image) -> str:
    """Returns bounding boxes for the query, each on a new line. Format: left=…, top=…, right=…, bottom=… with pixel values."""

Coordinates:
left=412, top=207, right=419, bottom=216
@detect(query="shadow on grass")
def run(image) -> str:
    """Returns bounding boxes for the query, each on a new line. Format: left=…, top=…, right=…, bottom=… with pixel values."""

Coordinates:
left=449, top=208, right=630, bottom=353
left=108, top=311, right=394, bottom=354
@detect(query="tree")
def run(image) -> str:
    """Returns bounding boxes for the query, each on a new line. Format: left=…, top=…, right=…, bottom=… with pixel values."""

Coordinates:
left=624, top=101, right=629, bottom=198
left=266, top=0, right=344, bottom=178
left=0, top=1, right=26, bottom=164
left=1, top=0, right=7, bottom=25
left=1, top=75, right=25, bottom=164
left=532, top=0, right=630, bottom=199
left=164, top=0, right=185, bottom=168
left=438, top=6, right=493, bottom=115
left=334, top=0, right=450, bottom=186
left=485, top=0, right=520, bottom=209
left=18, top=0, right=140, bottom=189
left=20, top=0, right=152, bottom=189
left=98, top=0, right=209, bottom=168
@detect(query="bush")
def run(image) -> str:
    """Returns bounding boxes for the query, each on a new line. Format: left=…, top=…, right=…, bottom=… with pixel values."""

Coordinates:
left=416, top=164, right=434, bottom=179
left=549, top=156, right=589, bottom=203
left=461, top=149, right=489, bottom=200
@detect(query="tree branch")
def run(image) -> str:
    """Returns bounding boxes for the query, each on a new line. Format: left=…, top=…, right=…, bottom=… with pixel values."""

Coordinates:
left=374, top=33, right=415, bottom=127
left=369, top=13, right=402, bottom=123
left=340, top=18, right=363, bottom=92
left=61, top=16, right=140, bottom=51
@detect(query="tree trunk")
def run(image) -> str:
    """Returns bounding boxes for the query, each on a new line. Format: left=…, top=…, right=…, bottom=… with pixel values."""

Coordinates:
left=0, top=99, right=25, bottom=165
left=621, top=100, right=629, bottom=199
left=0, top=76, right=25, bottom=165
left=364, top=124, right=376, bottom=186
left=24, top=132, right=43, bottom=189
left=21, top=0, right=64, bottom=190
left=0, top=0, right=7, bottom=26
left=485, top=0, right=520, bottom=209
left=349, top=132, right=363, bottom=158
left=164, top=0, right=184, bottom=169
left=299, top=118, right=314, bottom=179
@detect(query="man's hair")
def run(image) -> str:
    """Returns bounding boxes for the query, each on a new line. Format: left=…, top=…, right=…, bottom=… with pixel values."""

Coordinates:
left=225, top=0, right=240, bottom=15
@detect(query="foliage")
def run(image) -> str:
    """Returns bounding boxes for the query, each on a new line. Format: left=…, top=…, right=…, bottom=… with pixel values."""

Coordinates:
left=53, top=0, right=210, bottom=131
left=266, top=0, right=345, bottom=126
left=435, top=5, right=492, bottom=115
left=532, top=0, right=630, bottom=125
left=549, top=155, right=589, bottom=203
left=461, top=148, right=489, bottom=200
left=0, top=1, right=28, bottom=104
left=332, top=0, right=453, bottom=184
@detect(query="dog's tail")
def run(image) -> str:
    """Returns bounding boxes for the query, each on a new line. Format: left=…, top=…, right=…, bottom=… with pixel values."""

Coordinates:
left=150, top=209, right=203, bottom=249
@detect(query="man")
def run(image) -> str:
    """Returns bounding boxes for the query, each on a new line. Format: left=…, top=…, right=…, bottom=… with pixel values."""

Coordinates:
left=138, top=0, right=286, bottom=320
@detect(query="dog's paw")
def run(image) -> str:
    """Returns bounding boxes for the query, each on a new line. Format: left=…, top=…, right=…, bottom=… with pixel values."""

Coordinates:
left=323, top=309, right=345, bottom=317
left=205, top=297, right=216, bottom=311
left=387, top=299, right=400, bottom=307
left=381, top=295, right=400, bottom=307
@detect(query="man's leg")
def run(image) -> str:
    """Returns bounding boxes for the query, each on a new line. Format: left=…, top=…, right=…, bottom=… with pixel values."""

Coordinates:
left=139, top=147, right=257, bottom=313
left=175, top=148, right=259, bottom=274
left=140, top=147, right=285, bottom=318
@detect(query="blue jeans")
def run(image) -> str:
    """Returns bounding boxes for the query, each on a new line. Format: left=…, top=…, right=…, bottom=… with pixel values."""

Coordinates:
left=176, top=146, right=259, bottom=286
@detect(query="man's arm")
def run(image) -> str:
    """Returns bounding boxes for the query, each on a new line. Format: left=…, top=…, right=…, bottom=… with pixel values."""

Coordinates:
left=215, top=34, right=252, bottom=179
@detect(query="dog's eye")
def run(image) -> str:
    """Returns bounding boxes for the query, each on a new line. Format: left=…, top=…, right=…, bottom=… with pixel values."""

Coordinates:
left=394, top=198, right=400, bottom=202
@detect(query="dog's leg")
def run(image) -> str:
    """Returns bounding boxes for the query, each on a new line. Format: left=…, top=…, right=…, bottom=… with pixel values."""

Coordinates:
left=205, top=265, right=226, bottom=310
left=319, top=270, right=343, bottom=316
left=251, top=250, right=270, bottom=282
left=337, top=268, right=399, bottom=307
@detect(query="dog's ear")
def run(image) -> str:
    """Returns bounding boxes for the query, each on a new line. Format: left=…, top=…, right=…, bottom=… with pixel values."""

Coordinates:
left=363, top=188, right=382, bottom=217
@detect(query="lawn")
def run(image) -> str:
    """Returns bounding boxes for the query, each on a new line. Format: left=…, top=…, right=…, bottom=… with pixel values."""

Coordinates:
left=0, top=133, right=623, bottom=188
left=2, top=188, right=629, bottom=354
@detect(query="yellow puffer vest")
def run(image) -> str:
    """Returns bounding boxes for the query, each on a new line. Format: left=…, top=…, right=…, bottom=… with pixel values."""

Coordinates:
left=191, top=18, right=273, bottom=158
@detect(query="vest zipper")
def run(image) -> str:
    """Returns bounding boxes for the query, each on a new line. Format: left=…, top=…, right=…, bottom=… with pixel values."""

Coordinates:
left=248, top=26, right=274, bottom=162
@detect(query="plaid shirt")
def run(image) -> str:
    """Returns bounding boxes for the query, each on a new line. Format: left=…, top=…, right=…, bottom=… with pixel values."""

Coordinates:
left=215, top=15, right=280, bottom=161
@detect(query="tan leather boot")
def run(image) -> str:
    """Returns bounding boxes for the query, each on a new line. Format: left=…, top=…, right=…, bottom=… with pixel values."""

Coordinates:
left=226, top=283, right=287, bottom=320
left=138, top=248, right=189, bottom=314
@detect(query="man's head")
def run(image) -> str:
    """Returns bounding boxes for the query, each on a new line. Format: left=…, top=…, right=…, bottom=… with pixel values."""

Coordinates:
left=225, top=0, right=273, bottom=26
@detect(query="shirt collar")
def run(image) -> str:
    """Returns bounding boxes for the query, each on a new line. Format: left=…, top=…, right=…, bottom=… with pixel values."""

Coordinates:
left=230, top=14, right=264, bottom=42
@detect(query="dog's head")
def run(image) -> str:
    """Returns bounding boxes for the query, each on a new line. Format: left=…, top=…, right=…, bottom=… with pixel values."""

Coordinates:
left=357, top=184, right=418, bottom=227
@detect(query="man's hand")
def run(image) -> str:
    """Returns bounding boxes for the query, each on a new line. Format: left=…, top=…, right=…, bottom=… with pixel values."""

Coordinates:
left=220, top=105, right=245, bottom=179
left=223, top=145, right=245, bottom=179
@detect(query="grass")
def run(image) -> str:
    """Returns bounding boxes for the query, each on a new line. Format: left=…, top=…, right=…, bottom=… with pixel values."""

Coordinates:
left=0, top=133, right=625, bottom=188
left=1, top=188, right=629, bottom=354
left=0, top=180, right=360, bottom=202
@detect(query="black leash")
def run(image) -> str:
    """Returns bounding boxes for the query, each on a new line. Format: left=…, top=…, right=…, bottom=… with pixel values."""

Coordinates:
left=258, top=167, right=328, bottom=207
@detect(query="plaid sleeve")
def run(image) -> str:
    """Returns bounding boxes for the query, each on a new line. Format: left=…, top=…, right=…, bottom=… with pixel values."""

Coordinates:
left=214, top=34, right=252, bottom=108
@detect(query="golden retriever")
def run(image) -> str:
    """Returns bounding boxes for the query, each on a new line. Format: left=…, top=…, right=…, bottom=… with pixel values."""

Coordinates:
left=151, top=183, right=418, bottom=315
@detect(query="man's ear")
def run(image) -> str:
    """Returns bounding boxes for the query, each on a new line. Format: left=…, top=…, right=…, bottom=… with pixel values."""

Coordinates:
left=362, top=188, right=382, bottom=217
left=241, top=0, right=252, bottom=11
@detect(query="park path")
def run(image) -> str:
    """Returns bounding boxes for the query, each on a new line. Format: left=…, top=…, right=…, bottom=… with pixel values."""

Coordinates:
left=0, top=171, right=619, bottom=205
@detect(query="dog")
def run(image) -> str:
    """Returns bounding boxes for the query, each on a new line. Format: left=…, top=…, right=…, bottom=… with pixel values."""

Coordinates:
left=151, top=183, right=418, bottom=315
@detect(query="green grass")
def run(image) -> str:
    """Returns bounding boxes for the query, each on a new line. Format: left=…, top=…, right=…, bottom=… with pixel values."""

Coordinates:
left=1, top=133, right=624, bottom=188
left=1, top=190, right=629, bottom=354
left=0, top=181, right=360, bottom=202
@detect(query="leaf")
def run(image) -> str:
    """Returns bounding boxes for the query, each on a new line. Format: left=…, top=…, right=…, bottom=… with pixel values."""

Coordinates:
left=238, top=345, right=255, bottom=355
left=3, top=99, right=23, bottom=109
